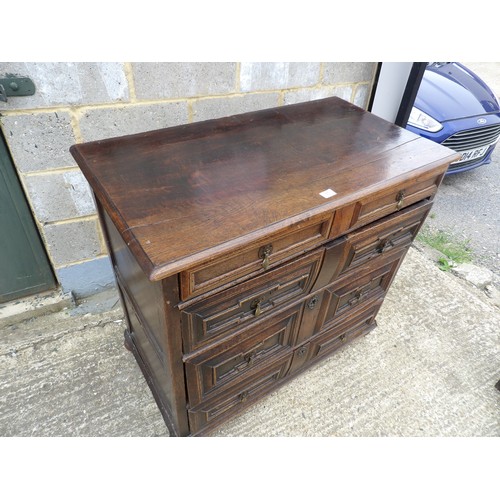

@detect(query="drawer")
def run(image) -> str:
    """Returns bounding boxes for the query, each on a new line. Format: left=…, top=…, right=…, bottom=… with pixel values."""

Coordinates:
left=339, top=199, right=431, bottom=276
left=184, top=304, right=301, bottom=407
left=180, top=212, right=333, bottom=300
left=181, top=247, right=323, bottom=353
left=350, top=173, right=441, bottom=230
left=288, top=300, right=381, bottom=375
left=314, top=256, right=402, bottom=334
left=314, top=199, right=432, bottom=289
left=188, top=354, right=292, bottom=435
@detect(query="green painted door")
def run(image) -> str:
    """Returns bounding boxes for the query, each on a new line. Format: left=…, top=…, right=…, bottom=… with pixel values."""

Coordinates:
left=0, top=131, right=56, bottom=303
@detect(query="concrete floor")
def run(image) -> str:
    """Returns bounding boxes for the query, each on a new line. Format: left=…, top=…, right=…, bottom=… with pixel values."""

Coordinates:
left=1, top=245, right=498, bottom=438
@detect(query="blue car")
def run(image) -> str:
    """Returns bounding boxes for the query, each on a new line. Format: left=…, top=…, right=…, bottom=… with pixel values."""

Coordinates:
left=406, top=62, right=500, bottom=174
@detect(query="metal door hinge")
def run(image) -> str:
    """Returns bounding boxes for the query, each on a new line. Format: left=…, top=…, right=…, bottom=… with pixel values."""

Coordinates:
left=0, top=75, right=36, bottom=102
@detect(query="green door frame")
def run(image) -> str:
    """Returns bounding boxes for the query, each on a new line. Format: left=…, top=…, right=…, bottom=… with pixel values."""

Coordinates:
left=0, top=129, right=57, bottom=303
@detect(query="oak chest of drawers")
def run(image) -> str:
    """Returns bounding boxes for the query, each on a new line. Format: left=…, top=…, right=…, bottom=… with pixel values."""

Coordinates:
left=70, top=97, right=459, bottom=436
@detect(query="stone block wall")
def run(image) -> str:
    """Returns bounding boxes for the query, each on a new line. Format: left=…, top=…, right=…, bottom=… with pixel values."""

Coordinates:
left=0, top=62, right=377, bottom=298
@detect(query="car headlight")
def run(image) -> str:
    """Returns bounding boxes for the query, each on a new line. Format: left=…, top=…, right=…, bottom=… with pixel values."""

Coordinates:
left=407, top=107, right=443, bottom=132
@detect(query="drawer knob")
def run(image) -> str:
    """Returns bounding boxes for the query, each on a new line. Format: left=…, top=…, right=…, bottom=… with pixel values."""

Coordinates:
left=251, top=298, right=263, bottom=317
left=244, top=351, right=257, bottom=367
left=395, top=190, right=406, bottom=210
left=239, top=391, right=249, bottom=403
left=307, top=295, right=319, bottom=309
left=339, top=333, right=346, bottom=343
left=348, top=289, right=367, bottom=306
left=258, top=244, right=273, bottom=270
left=297, top=346, right=307, bottom=357
left=377, top=239, right=393, bottom=254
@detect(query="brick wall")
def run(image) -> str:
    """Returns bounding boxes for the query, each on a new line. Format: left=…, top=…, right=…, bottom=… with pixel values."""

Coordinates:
left=0, top=62, right=377, bottom=298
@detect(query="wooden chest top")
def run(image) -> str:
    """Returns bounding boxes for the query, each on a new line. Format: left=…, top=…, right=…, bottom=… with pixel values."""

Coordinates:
left=70, top=97, right=457, bottom=281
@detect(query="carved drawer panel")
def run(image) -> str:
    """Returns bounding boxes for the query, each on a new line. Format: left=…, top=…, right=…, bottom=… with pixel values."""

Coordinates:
left=180, top=212, right=332, bottom=301
left=181, top=247, right=323, bottom=353
left=184, top=304, right=301, bottom=407
left=314, top=200, right=432, bottom=289
left=350, top=173, right=441, bottom=230
left=188, top=354, right=293, bottom=435
left=340, top=199, right=431, bottom=275
left=314, top=257, right=402, bottom=334
left=288, top=300, right=382, bottom=375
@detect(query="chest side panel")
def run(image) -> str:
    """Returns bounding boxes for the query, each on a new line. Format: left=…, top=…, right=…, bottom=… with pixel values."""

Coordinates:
left=100, top=205, right=188, bottom=436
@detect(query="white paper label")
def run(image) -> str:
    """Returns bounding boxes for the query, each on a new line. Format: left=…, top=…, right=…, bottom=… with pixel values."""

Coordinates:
left=319, top=188, right=336, bottom=199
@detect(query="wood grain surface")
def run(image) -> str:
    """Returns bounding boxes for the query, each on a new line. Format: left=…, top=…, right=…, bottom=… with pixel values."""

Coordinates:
left=70, top=97, right=458, bottom=280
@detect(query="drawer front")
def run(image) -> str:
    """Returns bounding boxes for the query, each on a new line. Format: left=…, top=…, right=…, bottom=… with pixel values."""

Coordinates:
left=184, top=304, right=301, bottom=406
left=314, top=257, right=401, bottom=334
left=188, top=354, right=292, bottom=435
left=288, top=300, right=382, bottom=375
left=350, top=173, right=440, bottom=230
left=340, top=200, right=431, bottom=276
left=180, top=212, right=333, bottom=301
left=181, top=247, right=323, bottom=353
left=318, top=200, right=432, bottom=289
left=313, top=200, right=432, bottom=292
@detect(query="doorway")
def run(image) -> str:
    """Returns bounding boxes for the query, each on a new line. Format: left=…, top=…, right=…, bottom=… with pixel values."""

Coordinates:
left=0, top=130, right=56, bottom=303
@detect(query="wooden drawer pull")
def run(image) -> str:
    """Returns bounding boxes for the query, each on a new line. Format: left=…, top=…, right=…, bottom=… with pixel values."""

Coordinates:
left=347, top=288, right=369, bottom=306
left=307, top=295, right=319, bottom=310
left=251, top=297, right=263, bottom=317
left=240, top=342, right=263, bottom=370
left=297, top=346, right=307, bottom=357
left=239, top=391, right=249, bottom=403
left=244, top=351, right=256, bottom=367
left=396, top=190, right=406, bottom=210
left=376, top=239, right=393, bottom=254
left=258, top=244, right=273, bottom=270
left=237, top=351, right=257, bottom=371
